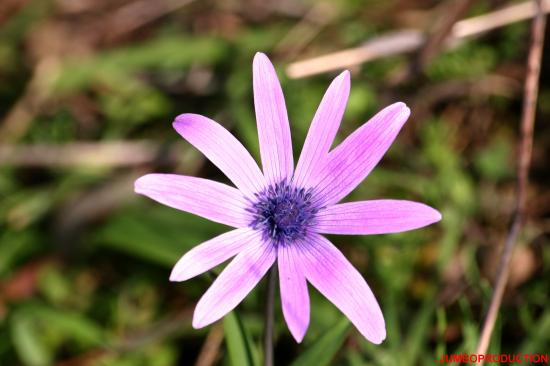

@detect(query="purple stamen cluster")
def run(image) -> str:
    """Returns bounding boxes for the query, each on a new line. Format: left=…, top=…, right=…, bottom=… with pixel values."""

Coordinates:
left=248, top=180, right=319, bottom=243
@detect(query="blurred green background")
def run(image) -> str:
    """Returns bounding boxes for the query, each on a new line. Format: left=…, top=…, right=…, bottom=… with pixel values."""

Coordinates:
left=0, top=0, right=548, bottom=365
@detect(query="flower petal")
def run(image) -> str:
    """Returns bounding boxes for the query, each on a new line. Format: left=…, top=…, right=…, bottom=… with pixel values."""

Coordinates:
left=299, top=233, right=385, bottom=344
left=173, top=113, right=265, bottom=198
left=278, top=244, right=310, bottom=343
left=308, top=102, right=410, bottom=206
left=316, top=200, right=441, bottom=235
left=293, top=70, right=350, bottom=188
left=170, top=228, right=260, bottom=282
left=253, top=52, right=293, bottom=184
left=192, top=239, right=276, bottom=328
left=134, top=174, right=251, bottom=228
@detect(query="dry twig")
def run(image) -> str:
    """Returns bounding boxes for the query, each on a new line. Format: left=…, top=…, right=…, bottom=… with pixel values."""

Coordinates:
left=475, top=0, right=546, bottom=358
left=103, top=0, right=196, bottom=43
left=0, top=141, right=177, bottom=167
left=274, top=2, right=336, bottom=59
left=194, top=324, right=224, bottom=366
left=286, top=0, right=550, bottom=78
left=0, top=59, right=59, bottom=143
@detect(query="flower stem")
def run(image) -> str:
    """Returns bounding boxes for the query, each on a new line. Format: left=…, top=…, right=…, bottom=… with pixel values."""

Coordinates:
left=263, top=266, right=277, bottom=366
left=475, top=0, right=546, bottom=357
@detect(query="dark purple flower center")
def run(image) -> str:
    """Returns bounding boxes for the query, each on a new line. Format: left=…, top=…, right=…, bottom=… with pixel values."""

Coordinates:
left=248, top=180, right=319, bottom=244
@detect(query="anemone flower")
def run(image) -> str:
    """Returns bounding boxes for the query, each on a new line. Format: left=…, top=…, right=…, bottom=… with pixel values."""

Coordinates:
left=134, top=52, right=441, bottom=344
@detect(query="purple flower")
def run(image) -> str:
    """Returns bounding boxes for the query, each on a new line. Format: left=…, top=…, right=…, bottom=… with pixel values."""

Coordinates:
left=134, top=53, right=441, bottom=344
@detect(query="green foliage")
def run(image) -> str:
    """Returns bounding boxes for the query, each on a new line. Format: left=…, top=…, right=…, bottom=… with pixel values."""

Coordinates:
left=11, top=309, right=52, bottom=366
left=474, top=135, right=513, bottom=181
left=11, top=304, right=105, bottom=366
left=0, top=0, right=548, bottom=365
left=427, top=44, right=497, bottom=81
left=94, top=204, right=220, bottom=267
left=54, top=35, right=230, bottom=93
left=0, top=231, right=38, bottom=276
left=290, top=318, right=350, bottom=366
left=224, top=311, right=261, bottom=366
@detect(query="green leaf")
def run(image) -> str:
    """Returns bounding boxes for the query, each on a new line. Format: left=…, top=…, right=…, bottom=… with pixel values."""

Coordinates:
left=0, top=231, right=37, bottom=275
left=94, top=204, right=219, bottom=267
left=223, top=311, right=260, bottom=366
left=10, top=303, right=105, bottom=366
left=518, top=309, right=550, bottom=353
left=30, top=306, right=105, bottom=346
left=401, top=288, right=436, bottom=364
left=474, top=135, right=513, bottom=181
left=290, top=317, right=351, bottom=366
left=10, top=310, right=52, bottom=366
left=54, top=35, right=229, bottom=93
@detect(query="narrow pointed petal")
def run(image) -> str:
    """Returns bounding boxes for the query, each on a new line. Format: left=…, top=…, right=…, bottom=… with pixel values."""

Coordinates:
left=299, top=234, right=385, bottom=344
left=170, top=228, right=260, bottom=282
left=278, top=244, right=310, bottom=343
left=294, top=70, right=350, bottom=188
left=253, top=52, right=293, bottom=184
left=135, top=174, right=251, bottom=228
left=307, top=102, right=410, bottom=206
left=173, top=114, right=265, bottom=198
left=192, top=240, right=276, bottom=328
left=316, top=200, right=442, bottom=235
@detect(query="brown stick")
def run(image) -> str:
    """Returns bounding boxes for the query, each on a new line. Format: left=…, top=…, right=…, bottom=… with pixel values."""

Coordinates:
left=0, top=141, right=177, bottom=167
left=103, top=0, right=197, bottom=43
left=195, top=324, right=224, bottom=366
left=274, top=2, right=336, bottom=59
left=475, top=0, right=546, bottom=358
left=286, top=0, right=550, bottom=78
left=0, top=59, right=58, bottom=143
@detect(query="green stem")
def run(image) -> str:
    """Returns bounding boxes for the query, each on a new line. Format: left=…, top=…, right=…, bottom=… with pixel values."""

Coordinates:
left=263, top=266, right=277, bottom=366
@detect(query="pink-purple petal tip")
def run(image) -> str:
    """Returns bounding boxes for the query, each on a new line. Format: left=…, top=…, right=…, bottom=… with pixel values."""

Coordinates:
left=316, top=200, right=442, bottom=235
left=169, top=228, right=258, bottom=282
left=172, top=113, right=266, bottom=198
left=253, top=51, right=294, bottom=184
left=278, top=244, right=310, bottom=343
left=134, top=173, right=251, bottom=228
left=306, top=102, right=411, bottom=206
left=191, top=241, right=276, bottom=328
left=300, top=234, right=386, bottom=344
left=293, top=68, right=351, bottom=187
